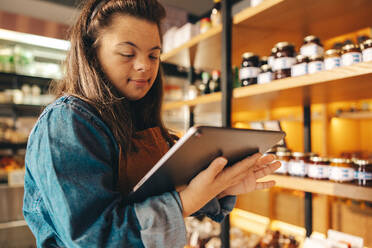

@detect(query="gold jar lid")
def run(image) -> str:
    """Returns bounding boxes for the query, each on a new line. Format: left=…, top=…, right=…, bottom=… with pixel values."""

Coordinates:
left=276, top=151, right=291, bottom=157
left=310, top=156, right=329, bottom=163
left=291, top=152, right=312, bottom=157
left=330, top=158, right=352, bottom=164
left=260, top=64, right=272, bottom=72
left=325, top=49, right=340, bottom=57
left=353, top=158, right=371, bottom=166
left=309, top=54, right=324, bottom=61
left=361, top=39, right=372, bottom=49
left=242, top=52, right=257, bottom=59
left=275, top=41, right=294, bottom=49
left=342, top=43, right=360, bottom=52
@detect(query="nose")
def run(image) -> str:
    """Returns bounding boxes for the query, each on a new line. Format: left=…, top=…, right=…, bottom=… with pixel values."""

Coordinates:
left=133, top=55, right=150, bottom=72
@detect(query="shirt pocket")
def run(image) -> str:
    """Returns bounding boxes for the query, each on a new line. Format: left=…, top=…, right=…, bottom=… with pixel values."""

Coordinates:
left=23, top=187, right=42, bottom=214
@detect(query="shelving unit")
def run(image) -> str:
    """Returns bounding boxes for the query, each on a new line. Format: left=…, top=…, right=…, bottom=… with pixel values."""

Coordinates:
left=336, top=111, right=372, bottom=120
left=0, top=103, right=45, bottom=117
left=0, top=72, right=52, bottom=89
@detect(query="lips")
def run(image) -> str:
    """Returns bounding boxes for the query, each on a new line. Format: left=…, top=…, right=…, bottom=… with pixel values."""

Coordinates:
left=129, top=78, right=150, bottom=87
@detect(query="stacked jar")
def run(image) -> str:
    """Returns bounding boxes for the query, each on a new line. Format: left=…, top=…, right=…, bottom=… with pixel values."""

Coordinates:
left=273, top=42, right=296, bottom=80
left=361, top=38, right=372, bottom=62
left=239, top=52, right=260, bottom=86
left=297, top=35, right=324, bottom=75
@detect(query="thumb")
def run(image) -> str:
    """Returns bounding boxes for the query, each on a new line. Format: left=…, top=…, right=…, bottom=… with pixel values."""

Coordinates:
left=206, top=157, right=228, bottom=177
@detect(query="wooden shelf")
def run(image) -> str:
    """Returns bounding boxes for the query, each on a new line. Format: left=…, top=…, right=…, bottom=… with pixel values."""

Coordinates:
left=160, top=0, right=372, bottom=70
left=263, top=174, right=372, bottom=202
left=335, top=111, right=372, bottom=120
left=163, top=62, right=372, bottom=111
left=0, top=104, right=45, bottom=117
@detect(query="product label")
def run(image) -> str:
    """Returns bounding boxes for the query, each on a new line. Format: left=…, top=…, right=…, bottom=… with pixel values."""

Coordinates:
left=273, top=57, right=296, bottom=71
left=291, top=63, right=308, bottom=77
left=300, top=44, right=324, bottom=57
left=268, top=56, right=275, bottom=68
left=288, top=161, right=308, bottom=177
left=308, top=61, right=324, bottom=74
left=276, top=160, right=289, bottom=174
left=324, top=57, right=341, bottom=70
left=341, top=52, right=362, bottom=66
left=308, top=165, right=329, bottom=179
left=362, top=47, right=372, bottom=62
left=355, top=171, right=372, bottom=180
left=239, top=67, right=260, bottom=80
left=328, top=167, right=355, bottom=182
left=257, top=72, right=273, bottom=84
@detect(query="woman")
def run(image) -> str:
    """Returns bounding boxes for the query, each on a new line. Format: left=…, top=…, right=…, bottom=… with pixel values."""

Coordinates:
left=23, top=0, right=281, bottom=247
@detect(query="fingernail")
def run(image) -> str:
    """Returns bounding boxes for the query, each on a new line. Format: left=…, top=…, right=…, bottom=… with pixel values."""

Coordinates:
left=218, top=157, right=228, bottom=164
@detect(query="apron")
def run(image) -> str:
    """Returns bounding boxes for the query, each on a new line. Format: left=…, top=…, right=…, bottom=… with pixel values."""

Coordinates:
left=117, top=127, right=170, bottom=195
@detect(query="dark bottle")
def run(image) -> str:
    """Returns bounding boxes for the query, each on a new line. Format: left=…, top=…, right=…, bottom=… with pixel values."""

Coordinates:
left=239, top=52, right=260, bottom=86
left=209, top=69, right=221, bottom=92
left=198, top=71, right=210, bottom=94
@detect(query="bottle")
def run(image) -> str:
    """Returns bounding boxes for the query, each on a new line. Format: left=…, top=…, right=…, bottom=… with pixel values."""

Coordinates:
left=210, top=0, right=222, bottom=27
left=209, top=70, right=221, bottom=92
left=198, top=72, right=210, bottom=94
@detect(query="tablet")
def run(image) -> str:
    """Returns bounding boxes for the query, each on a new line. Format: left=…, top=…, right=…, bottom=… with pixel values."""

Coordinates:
left=128, top=126, right=285, bottom=203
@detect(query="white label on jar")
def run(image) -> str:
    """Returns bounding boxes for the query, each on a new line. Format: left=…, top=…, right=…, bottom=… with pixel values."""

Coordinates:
left=268, top=56, right=275, bottom=68
left=308, top=165, right=329, bottom=179
left=291, top=63, right=308, bottom=77
left=324, top=57, right=341, bottom=70
left=328, top=167, right=355, bottom=182
left=308, top=61, right=324, bottom=74
left=356, top=171, right=372, bottom=180
left=341, top=52, right=362, bottom=66
left=257, top=72, right=273, bottom=84
left=239, top=67, right=260, bottom=80
left=300, top=43, right=324, bottom=57
left=275, top=160, right=289, bottom=174
left=362, top=47, right=372, bottom=62
left=273, top=57, right=296, bottom=71
left=288, top=161, right=308, bottom=177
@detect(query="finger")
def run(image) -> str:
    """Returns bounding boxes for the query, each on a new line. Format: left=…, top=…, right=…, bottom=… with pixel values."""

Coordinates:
left=254, top=161, right=281, bottom=179
left=255, top=180, right=276, bottom=190
left=221, top=153, right=262, bottom=179
left=253, top=154, right=276, bottom=170
left=204, top=157, right=228, bottom=178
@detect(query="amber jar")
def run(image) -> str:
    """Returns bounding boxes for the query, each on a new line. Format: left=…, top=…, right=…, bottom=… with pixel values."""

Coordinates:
left=275, top=151, right=292, bottom=174
left=329, top=158, right=354, bottom=182
left=273, top=42, right=296, bottom=80
left=353, top=159, right=372, bottom=186
left=288, top=152, right=310, bottom=177
left=308, top=55, right=324, bottom=74
left=324, top=49, right=341, bottom=70
left=257, top=64, right=273, bottom=84
left=361, top=38, right=372, bottom=62
left=341, top=44, right=362, bottom=66
left=291, top=55, right=309, bottom=77
left=300, top=35, right=324, bottom=57
left=308, top=156, right=330, bottom=179
left=239, top=52, right=260, bottom=86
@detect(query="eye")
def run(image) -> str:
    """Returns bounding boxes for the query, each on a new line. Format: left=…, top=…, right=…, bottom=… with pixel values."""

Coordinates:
left=120, top=53, right=134, bottom=58
left=149, top=55, right=159, bottom=60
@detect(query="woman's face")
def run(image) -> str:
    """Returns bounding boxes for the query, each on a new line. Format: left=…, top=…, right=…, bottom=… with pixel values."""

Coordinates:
left=97, top=14, right=161, bottom=101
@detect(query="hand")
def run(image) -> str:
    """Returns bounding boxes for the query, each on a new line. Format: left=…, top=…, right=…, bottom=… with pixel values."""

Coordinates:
left=179, top=153, right=276, bottom=217
left=217, top=154, right=280, bottom=198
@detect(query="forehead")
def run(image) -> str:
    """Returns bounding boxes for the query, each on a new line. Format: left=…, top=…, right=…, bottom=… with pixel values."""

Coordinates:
left=101, top=14, right=161, bottom=49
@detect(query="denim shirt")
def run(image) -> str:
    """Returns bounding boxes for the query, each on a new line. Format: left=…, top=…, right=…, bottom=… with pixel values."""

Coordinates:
left=23, top=95, right=236, bottom=248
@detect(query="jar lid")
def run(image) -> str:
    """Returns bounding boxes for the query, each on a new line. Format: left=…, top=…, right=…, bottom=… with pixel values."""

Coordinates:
left=304, top=35, right=321, bottom=44
left=342, top=43, right=360, bottom=52
left=242, top=52, right=257, bottom=59
left=296, top=54, right=309, bottom=63
left=271, top=46, right=278, bottom=54
left=362, top=39, right=372, bottom=48
left=330, top=157, right=352, bottom=164
left=310, top=156, right=329, bottom=163
left=260, top=64, right=271, bottom=72
left=353, top=159, right=371, bottom=166
left=261, top=56, right=268, bottom=61
left=292, top=152, right=310, bottom=157
left=275, top=42, right=294, bottom=49
left=276, top=151, right=291, bottom=157
left=309, top=54, right=324, bottom=61
left=325, top=49, right=340, bottom=56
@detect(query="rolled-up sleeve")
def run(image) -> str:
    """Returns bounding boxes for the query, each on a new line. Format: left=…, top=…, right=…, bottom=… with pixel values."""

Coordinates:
left=24, top=99, right=187, bottom=248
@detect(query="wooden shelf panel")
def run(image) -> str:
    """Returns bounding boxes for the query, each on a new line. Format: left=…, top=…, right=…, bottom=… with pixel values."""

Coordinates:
left=264, top=174, right=372, bottom=202
left=163, top=62, right=372, bottom=111
left=336, top=111, right=372, bottom=120
left=232, top=0, right=372, bottom=66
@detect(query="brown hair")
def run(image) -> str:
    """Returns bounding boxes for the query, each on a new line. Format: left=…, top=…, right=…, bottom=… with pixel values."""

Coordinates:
left=53, top=0, right=174, bottom=155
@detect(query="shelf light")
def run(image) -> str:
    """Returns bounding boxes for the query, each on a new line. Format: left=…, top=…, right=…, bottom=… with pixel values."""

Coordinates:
left=0, top=28, right=70, bottom=51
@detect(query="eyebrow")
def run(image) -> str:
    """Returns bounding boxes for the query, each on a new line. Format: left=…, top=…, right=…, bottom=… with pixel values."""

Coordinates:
left=116, top=41, right=161, bottom=51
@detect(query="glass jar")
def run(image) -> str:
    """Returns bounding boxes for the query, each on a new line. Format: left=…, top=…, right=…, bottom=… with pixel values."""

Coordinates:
left=257, top=64, right=273, bottom=84
left=341, top=44, right=362, bottom=66
left=239, top=52, right=260, bottom=86
left=275, top=151, right=292, bottom=174
left=308, top=156, right=330, bottom=179
left=273, top=42, right=296, bottom=80
left=268, top=47, right=277, bottom=69
left=353, top=159, right=372, bottom=186
left=329, top=158, right=354, bottom=182
left=260, top=56, right=268, bottom=66
left=198, top=72, right=210, bottom=95
left=361, top=38, right=372, bottom=62
left=324, top=49, right=341, bottom=70
left=300, top=35, right=324, bottom=57
left=308, top=55, right=324, bottom=74
left=291, top=55, right=309, bottom=77
left=288, top=152, right=310, bottom=177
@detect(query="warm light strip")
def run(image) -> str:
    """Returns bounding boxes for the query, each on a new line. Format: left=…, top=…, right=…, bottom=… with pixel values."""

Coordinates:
left=0, top=28, right=70, bottom=51
left=230, top=208, right=270, bottom=235
left=270, top=220, right=306, bottom=238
